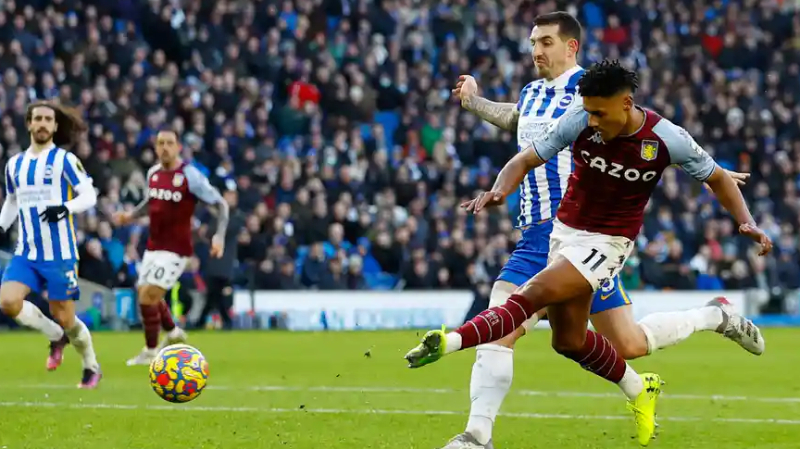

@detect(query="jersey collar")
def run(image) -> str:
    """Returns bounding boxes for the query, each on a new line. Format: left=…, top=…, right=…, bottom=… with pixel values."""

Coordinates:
left=25, top=143, right=56, bottom=157
left=543, top=65, right=583, bottom=87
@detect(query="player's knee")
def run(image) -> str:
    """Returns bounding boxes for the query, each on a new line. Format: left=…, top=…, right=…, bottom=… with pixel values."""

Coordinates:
left=611, top=336, right=648, bottom=360
left=0, top=287, right=25, bottom=316
left=0, top=296, right=22, bottom=316
left=551, top=331, right=586, bottom=356
left=138, top=285, right=163, bottom=305
left=520, top=279, right=558, bottom=305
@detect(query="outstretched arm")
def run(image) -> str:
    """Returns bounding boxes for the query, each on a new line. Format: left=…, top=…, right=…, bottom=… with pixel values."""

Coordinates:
left=462, top=96, right=520, bottom=131
left=704, top=167, right=755, bottom=226
left=657, top=121, right=772, bottom=256
left=453, top=75, right=520, bottom=131
left=463, top=108, right=588, bottom=213
left=491, top=148, right=546, bottom=199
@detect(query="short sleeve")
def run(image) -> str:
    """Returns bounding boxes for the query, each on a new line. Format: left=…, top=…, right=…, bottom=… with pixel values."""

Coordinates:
left=184, top=165, right=224, bottom=204
left=525, top=108, right=588, bottom=161
left=63, top=152, right=93, bottom=187
left=653, top=119, right=716, bottom=182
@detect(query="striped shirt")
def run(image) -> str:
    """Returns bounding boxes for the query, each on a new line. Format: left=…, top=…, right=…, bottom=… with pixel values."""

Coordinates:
left=5, top=146, right=90, bottom=261
left=515, top=65, right=584, bottom=227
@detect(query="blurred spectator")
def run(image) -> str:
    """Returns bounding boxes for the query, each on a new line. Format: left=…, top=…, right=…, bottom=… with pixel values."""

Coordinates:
left=195, top=189, right=243, bottom=330
left=0, top=0, right=795, bottom=298
left=79, top=239, right=115, bottom=289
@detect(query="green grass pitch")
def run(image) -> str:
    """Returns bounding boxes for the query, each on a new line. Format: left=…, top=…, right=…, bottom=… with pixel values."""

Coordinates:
left=0, top=328, right=798, bottom=448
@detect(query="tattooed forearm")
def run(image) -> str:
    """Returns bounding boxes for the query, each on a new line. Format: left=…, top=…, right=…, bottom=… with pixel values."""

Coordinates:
left=462, top=96, right=520, bottom=131
left=210, top=200, right=229, bottom=241
left=130, top=198, right=149, bottom=218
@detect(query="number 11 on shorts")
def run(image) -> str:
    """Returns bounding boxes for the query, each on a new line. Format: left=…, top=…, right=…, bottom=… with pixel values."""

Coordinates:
left=581, top=248, right=606, bottom=271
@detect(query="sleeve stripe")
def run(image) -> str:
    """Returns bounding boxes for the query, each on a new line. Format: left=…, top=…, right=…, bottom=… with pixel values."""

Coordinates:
left=5, top=162, right=13, bottom=194
left=63, top=154, right=81, bottom=186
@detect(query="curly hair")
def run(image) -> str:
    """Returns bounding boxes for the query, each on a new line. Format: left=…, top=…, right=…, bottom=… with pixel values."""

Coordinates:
left=25, top=101, right=87, bottom=148
left=577, top=59, right=639, bottom=98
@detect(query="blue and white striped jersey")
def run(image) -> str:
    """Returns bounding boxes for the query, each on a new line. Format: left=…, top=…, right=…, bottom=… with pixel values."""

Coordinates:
left=515, top=65, right=584, bottom=228
left=5, top=146, right=90, bottom=261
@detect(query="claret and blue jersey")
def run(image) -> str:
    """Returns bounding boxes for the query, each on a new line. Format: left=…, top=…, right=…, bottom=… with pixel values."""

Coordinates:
left=2, top=146, right=89, bottom=300
left=498, top=65, right=629, bottom=313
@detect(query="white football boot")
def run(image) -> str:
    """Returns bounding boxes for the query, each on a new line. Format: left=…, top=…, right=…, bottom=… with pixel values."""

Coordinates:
left=440, top=433, right=494, bottom=449
left=126, top=347, right=157, bottom=366
left=707, top=297, right=765, bottom=355
left=157, top=327, right=188, bottom=351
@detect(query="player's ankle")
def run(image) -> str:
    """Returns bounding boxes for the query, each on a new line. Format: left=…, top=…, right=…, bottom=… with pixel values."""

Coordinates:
left=465, top=416, right=493, bottom=445
left=445, top=332, right=463, bottom=354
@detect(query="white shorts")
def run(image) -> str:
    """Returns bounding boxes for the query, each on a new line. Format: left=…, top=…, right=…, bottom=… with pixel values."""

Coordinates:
left=548, top=219, right=633, bottom=291
left=138, top=250, right=189, bottom=291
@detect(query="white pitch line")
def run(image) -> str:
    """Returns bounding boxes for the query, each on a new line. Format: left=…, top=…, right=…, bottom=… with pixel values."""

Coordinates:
left=0, top=401, right=799, bottom=425
left=8, top=384, right=800, bottom=404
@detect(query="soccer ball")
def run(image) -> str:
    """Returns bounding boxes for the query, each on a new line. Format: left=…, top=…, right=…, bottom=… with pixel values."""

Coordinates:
left=149, top=344, right=209, bottom=403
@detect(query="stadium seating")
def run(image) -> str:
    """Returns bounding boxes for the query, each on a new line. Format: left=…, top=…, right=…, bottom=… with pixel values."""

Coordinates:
left=0, top=0, right=796, bottom=294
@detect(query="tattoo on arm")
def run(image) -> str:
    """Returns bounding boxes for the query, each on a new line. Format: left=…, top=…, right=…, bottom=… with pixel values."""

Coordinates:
left=210, top=200, right=230, bottom=241
left=463, top=97, right=520, bottom=131
left=130, top=198, right=149, bottom=218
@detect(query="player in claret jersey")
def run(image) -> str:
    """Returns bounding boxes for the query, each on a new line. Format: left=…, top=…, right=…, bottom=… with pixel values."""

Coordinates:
left=442, top=13, right=760, bottom=449
left=114, top=128, right=229, bottom=366
left=406, top=60, right=773, bottom=446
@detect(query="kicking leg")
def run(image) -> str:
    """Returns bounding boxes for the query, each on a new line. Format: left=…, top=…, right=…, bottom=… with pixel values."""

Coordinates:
left=637, top=297, right=764, bottom=356
left=591, top=305, right=649, bottom=359
left=588, top=279, right=649, bottom=360
left=406, top=256, right=590, bottom=367
left=0, top=280, right=68, bottom=370
left=49, top=300, right=101, bottom=389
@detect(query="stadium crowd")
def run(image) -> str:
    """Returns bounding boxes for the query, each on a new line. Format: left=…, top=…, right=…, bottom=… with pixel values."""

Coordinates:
left=0, top=0, right=798, bottom=303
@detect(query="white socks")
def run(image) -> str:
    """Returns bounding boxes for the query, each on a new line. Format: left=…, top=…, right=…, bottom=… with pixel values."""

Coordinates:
left=65, top=318, right=99, bottom=371
left=638, top=307, right=723, bottom=354
left=618, top=364, right=645, bottom=400
left=466, top=344, right=514, bottom=445
left=445, top=332, right=463, bottom=354
left=15, top=300, right=65, bottom=341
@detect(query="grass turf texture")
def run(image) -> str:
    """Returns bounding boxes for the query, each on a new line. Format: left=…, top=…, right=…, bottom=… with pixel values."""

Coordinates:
left=0, top=328, right=798, bottom=448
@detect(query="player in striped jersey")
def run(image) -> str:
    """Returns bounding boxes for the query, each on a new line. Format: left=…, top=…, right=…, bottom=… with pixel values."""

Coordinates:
left=0, top=102, right=101, bottom=388
left=436, top=12, right=757, bottom=449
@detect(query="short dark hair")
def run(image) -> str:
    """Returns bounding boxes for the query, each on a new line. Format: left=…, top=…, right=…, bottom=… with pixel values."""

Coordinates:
left=156, top=126, right=179, bottom=139
left=533, top=11, right=582, bottom=45
left=577, top=59, right=639, bottom=97
left=25, top=101, right=87, bottom=148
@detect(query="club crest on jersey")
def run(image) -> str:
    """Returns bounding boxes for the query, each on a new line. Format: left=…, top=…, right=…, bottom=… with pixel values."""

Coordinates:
left=44, top=165, right=54, bottom=179
left=172, top=173, right=184, bottom=187
left=640, top=140, right=659, bottom=161
left=558, top=94, right=574, bottom=109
